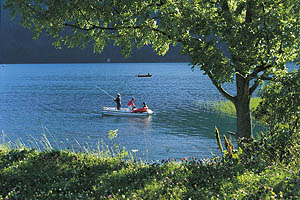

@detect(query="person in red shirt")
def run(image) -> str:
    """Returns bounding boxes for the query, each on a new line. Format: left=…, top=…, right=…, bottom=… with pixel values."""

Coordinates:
left=127, top=97, right=136, bottom=110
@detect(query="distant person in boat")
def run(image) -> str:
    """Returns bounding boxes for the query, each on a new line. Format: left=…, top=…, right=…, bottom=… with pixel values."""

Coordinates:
left=143, top=102, right=148, bottom=108
left=133, top=102, right=148, bottom=113
left=127, top=97, right=136, bottom=110
left=114, top=93, right=121, bottom=110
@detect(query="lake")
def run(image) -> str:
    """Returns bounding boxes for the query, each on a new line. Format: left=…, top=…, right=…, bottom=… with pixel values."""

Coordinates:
left=0, top=62, right=243, bottom=161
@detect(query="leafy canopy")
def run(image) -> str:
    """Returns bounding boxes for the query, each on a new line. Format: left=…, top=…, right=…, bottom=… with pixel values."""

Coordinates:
left=5, top=0, right=300, bottom=86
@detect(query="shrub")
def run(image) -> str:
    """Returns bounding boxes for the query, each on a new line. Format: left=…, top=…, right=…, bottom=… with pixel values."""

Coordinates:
left=254, top=68, right=300, bottom=164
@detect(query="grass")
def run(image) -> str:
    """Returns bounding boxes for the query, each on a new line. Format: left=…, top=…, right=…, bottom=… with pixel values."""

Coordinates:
left=0, top=130, right=300, bottom=199
left=0, top=146, right=299, bottom=199
left=212, top=97, right=262, bottom=116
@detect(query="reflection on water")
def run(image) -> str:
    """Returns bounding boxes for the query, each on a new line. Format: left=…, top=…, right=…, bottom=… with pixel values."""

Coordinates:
left=0, top=63, right=242, bottom=161
left=128, top=116, right=152, bottom=129
left=100, top=115, right=153, bottom=130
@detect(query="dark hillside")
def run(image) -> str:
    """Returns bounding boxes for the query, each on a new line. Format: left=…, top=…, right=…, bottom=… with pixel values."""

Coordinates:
left=0, top=2, right=188, bottom=64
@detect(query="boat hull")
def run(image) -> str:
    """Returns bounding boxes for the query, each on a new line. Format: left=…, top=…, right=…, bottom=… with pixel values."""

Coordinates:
left=102, top=107, right=153, bottom=117
left=137, top=74, right=152, bottom=77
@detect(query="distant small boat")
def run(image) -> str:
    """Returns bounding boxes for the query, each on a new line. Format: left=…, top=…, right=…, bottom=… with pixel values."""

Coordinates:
left=2, top=64, right=6, bottom=67
left=102, top=107, right=153, bottom=117
left=137, top=73, right=152, bottom=77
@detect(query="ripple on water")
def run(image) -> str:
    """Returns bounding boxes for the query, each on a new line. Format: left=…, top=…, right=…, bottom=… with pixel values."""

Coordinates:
left=0, top=63, right=239, bottom=161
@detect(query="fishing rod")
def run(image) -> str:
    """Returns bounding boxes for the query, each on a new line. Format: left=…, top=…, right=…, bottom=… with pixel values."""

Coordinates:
left=96, top=86, right=115, bottom=99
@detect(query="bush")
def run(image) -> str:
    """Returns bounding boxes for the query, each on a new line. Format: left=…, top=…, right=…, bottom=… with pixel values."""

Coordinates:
left=254, top=68, right=300, bottom=164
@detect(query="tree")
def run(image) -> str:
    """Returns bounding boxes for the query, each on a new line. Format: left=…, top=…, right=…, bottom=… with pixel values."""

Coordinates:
left=5, top=0, right=300, bottom=138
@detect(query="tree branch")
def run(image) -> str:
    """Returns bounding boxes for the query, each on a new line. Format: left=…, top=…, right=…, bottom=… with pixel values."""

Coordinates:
left=249, top=71, right=272, bottom=95
left=292, top=115, right=300, bottom=133
left=260, top=75, right=272, bottom=81
left=64, top=23, right=115, bottom=31
left=246, top=63, right=272, bottom=82
left=249, top=80, right=259, bottom=95
left=221, top=0, right=232, bottom=26
left=207, top=71, right=236, bottom=102
left=246, top=0, right=254, bottom=23
left=64, top=21, right=185, bottom=45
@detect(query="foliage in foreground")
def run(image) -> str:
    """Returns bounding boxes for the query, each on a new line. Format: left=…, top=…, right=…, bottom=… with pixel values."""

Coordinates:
left=0, top=144, right=300, bottom=199
left=254, top=69, right=300, bottom=163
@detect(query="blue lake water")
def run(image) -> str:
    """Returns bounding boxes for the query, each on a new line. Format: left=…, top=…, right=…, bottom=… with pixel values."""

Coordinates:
left=0, top=62, right=245, bottom=161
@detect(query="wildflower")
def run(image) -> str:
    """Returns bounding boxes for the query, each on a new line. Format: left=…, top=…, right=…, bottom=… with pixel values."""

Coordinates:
left=181, top=157, right=188, bottom=162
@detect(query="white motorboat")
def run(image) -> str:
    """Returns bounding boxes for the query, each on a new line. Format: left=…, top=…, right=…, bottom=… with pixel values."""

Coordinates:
left=102, top=107, right=153, bottom=117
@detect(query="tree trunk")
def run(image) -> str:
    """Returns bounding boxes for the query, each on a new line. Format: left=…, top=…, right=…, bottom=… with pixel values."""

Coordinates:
left=207, top=70, right=253, bottom=139
left=234, top=73, right=253, bottom=138
left=234, top=95, right=252, bottom=138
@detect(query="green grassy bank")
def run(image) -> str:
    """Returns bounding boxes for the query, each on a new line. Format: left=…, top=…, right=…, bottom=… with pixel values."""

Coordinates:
left=212, top=97, right=261, bottom=117
left=0, top=144, right=299, bottom=199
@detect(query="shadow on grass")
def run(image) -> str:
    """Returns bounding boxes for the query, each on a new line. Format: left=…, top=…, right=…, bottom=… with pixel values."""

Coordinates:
left=0, top=149, right=165, bottom=199
left=1, top=149, right=300, bottom=199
